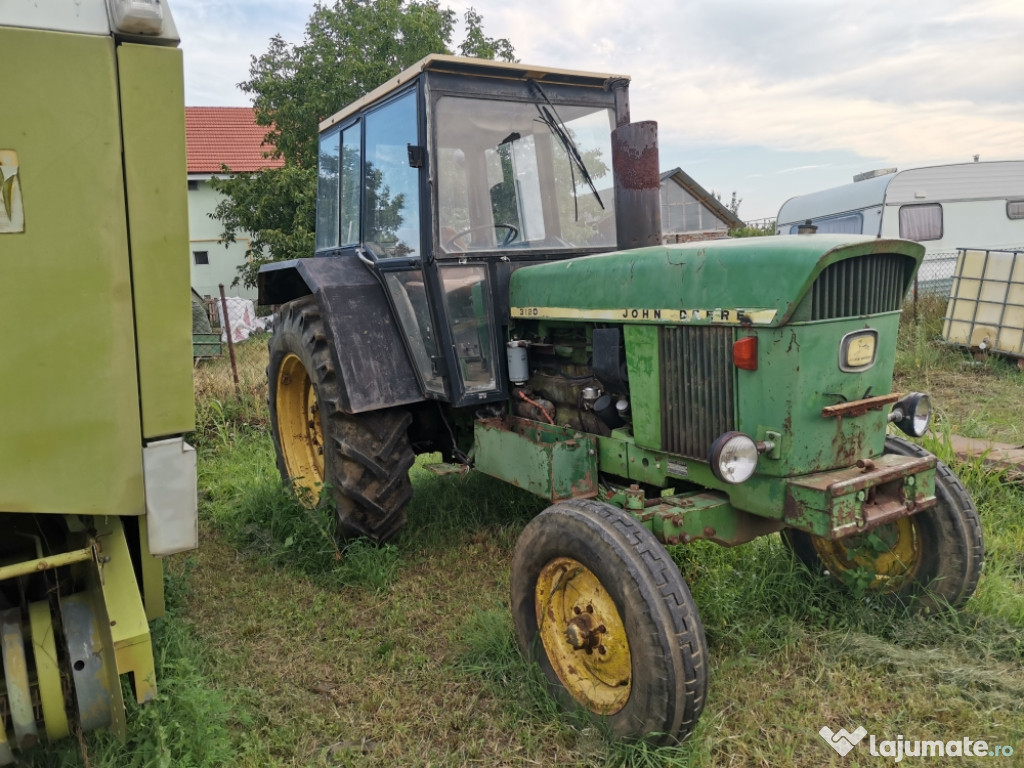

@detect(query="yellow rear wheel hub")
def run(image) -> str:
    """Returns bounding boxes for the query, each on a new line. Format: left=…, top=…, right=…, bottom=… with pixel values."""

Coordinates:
left=535, top=557, right=631, bottom=714
left=813, top=516, right=922, bottom=591
left=275, top=353, right=325, bottom=505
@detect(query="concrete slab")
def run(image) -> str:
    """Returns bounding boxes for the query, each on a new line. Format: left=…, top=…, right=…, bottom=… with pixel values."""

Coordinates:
left=950, top=435, right=1024, bottom=479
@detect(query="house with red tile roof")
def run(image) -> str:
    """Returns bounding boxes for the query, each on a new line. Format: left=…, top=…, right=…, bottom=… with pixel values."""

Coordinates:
left=186, top=107, right=284, bottom=299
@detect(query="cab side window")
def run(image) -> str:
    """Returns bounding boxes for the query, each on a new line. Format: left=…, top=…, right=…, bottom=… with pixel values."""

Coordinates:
left=315, top=122, right=361, bottom=250
left=364, top=90, right=421, bottom=258
left=340, top=123, right=361, bottom=246
left=315, top=129, right=340, bottom=251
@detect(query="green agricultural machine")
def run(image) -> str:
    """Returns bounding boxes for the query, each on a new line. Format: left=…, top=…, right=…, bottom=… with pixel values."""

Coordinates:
left=0, top=2, right=196, bottom=761
left=260, top=56, right=983, bottom=743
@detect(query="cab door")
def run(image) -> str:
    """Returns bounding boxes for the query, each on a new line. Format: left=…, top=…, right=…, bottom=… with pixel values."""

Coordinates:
left=356, top=86, right=448, bottom=397
left=359, top=85, right=505, bottom=407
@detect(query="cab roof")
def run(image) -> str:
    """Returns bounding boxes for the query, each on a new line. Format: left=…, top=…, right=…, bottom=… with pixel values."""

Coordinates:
left=319, top=54, right=630, bottom=132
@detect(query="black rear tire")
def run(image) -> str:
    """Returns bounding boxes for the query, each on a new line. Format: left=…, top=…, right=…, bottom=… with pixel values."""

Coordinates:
left=783, top=436, right=983, bottom=612
left=268, top=296, right=414, bottom=543
left=510, top=499, right=707, bottom=744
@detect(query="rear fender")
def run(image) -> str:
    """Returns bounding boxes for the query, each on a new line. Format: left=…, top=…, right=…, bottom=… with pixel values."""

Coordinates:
left=259, top=257, right=424, bottom=413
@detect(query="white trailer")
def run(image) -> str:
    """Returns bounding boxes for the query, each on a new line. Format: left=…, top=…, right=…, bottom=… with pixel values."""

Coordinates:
left=776, top=161, right=1024, bottom=292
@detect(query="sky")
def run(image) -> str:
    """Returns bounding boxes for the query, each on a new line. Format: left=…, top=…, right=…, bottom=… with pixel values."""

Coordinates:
left=172, top=0, right=1024, bottom=220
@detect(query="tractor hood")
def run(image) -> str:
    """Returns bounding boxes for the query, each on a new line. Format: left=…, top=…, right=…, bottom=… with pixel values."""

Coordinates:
left=509, top=235, right=924, bottom=327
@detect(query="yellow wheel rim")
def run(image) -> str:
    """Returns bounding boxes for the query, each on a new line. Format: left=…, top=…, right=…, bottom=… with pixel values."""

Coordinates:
left=275, top=353, right=324, bottom=505
left=813, top=517, right=922, bottom=591
left=535, top=557, right=632, bottom=715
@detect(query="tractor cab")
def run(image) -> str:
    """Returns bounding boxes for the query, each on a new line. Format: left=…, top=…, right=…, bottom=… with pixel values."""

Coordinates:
left=309, top=55, right=629, bottom=406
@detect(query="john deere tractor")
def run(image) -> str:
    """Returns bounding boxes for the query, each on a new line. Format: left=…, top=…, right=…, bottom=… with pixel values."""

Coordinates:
left=260, top=55, right=983, bottom=743
left=0, top=2, right=196, bottom=761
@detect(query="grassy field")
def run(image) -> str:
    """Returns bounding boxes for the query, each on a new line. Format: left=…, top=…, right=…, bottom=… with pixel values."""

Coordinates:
left=27, top=299, right=1024, bottom=767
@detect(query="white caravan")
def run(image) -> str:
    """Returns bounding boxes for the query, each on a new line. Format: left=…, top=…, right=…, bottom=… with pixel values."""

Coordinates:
left=776, top=161, right=1024, bottom=291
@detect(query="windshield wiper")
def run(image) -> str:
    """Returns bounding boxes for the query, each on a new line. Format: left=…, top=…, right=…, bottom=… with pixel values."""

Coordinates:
left=529, top=80, right=604, bottom=219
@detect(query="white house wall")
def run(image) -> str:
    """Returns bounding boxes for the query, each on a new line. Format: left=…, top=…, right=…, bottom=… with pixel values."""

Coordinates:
left=187, top=179, right=258, bottom=300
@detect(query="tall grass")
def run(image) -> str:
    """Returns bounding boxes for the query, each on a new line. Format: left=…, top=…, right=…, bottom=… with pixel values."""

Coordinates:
left=177, top=311, right=1022, bottom=767
left=20, top=339, right=277, bottom=768
left=23, top=566, right=270, bottom=768
left=41, top=305, right=1022, bottom=767
left=896, top=296, right=1024, bottom=441
left=191, top=333, right=270, bottom=451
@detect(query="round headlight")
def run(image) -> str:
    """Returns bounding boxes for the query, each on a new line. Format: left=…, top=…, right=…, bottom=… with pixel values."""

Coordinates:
left=905, top=393, right=931, bottom=437
left=892, top=392, right=932, bottom=438
left=709, top=431, right=759, bottom=484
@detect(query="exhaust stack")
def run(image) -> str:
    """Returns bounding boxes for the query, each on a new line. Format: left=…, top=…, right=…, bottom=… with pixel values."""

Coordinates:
left=612, top=120, right=662, bottom=251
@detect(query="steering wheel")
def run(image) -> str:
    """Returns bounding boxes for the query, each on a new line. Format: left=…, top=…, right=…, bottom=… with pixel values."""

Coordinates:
left=444, top=223, right=519, bottom=250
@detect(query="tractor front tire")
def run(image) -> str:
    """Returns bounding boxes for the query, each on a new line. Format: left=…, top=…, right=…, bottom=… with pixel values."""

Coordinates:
left=783, top=436, right=983, bottom=612
left=510, top=499, right=707, bottom=744
left=268, top=296, right=414, bottom=543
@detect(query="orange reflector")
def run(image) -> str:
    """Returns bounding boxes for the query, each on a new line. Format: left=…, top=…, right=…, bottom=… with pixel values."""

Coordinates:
left=733, top=336, right=757, bottom=370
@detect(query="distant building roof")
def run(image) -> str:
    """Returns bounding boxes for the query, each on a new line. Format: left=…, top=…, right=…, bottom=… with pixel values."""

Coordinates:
left=185, top=107, right=285, bottom=174
left=660, top=167, right=744, bottom=230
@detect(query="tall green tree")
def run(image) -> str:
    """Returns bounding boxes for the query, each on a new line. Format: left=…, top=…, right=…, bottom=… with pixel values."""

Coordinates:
left=213, top=1, right=515, bottom=288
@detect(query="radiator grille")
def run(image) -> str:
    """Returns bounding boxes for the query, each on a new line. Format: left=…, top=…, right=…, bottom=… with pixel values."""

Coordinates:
left=807, top=254, right=914, bottom=320
left=660, top=326, right=734, bottom=460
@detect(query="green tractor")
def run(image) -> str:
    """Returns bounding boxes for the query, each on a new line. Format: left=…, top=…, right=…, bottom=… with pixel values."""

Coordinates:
left=260, top=56, right=983, bottom=743
left=0, top=2, right=195, bottom=761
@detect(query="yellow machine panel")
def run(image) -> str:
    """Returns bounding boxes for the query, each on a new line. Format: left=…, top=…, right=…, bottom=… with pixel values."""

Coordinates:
left=0, top=27, right=145, bottom=516
left=119, top=42, right=195, bottom=438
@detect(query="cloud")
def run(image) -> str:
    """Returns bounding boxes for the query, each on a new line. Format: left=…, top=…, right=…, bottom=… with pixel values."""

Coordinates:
left=450, top=0, right=1022, bottom=156
left=174, top=0, right=310, bottom=104
left=572, top=0, right=1024, bottom=168
left=175, top=0, right=1023, bottom=215
left=777, top=165, right=831, bottom=174
left=650, top=78, right=1022, bottom=164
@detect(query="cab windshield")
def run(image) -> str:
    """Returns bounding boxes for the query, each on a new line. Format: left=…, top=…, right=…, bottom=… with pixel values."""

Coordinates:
left=435, top=96, right=617, bottom=254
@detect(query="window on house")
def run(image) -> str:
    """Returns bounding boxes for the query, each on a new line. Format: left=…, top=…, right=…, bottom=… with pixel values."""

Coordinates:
left=899, top=204, right=943, bottom=241
left=661, top=183, right=727, bottom=233
left=193, top=250, right=209, bottom=265
left=187, top=179, right=199, bottom=191
left=1008, top=200, right=1024, bottom=220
